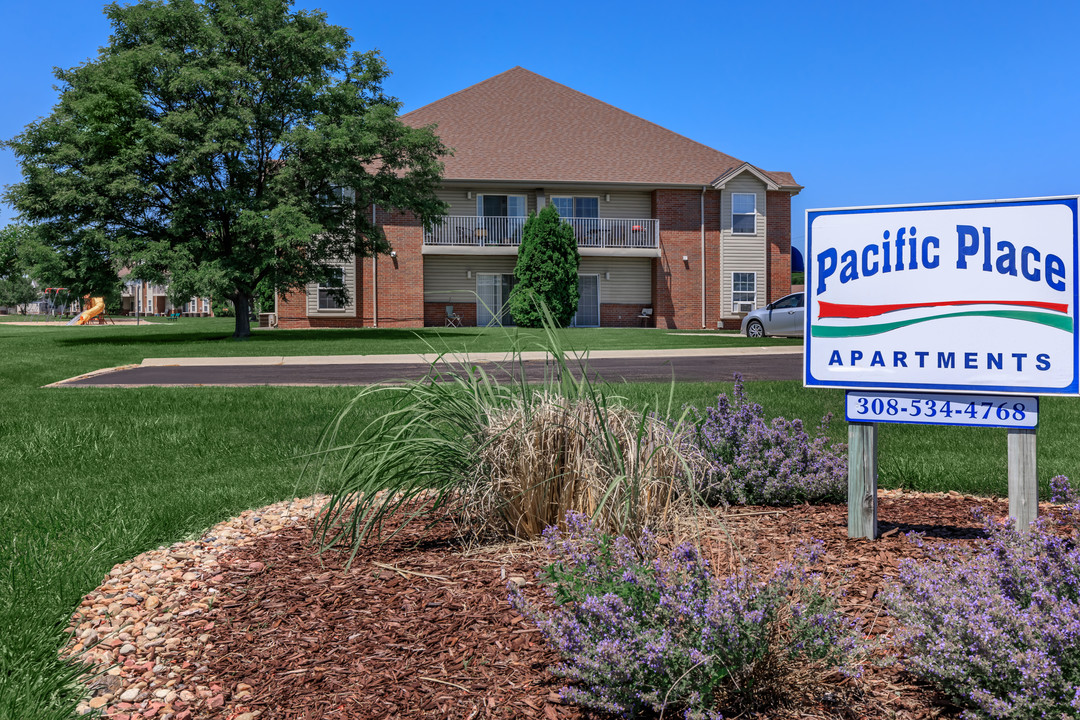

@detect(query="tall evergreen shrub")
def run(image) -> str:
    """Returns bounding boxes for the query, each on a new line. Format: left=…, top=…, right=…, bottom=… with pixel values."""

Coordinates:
left=509, top=205, right=580, bottom=327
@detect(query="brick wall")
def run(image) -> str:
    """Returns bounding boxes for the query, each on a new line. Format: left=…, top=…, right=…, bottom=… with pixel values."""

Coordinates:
left=652, top=189, right=721, bottom=329
left=600, top=303, right=652, bottom=327
left=277, top=208, right=426, bottom=328
left=372, top=208, right=425, bottom=327
left=425, top=301, right=477, bottom=327
left=765, top=191, right=793, bottom=303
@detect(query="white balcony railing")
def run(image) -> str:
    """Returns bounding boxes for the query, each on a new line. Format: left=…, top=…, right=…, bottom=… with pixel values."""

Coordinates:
left=424, top=216, right=659, bottom=250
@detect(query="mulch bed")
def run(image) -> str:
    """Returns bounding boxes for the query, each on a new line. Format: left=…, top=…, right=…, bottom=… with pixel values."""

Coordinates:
left=191, top=490, right=1019, bottom=720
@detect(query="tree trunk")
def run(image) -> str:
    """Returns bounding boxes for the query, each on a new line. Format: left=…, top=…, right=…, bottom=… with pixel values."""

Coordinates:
left=233, top=293, right=251, bottom=339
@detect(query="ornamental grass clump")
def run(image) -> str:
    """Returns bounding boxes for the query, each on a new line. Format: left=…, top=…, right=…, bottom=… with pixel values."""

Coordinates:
left=310, top=300, right=702, bottom=560
left=511, top=512, right=855, bottom=719
left=692, top=376, right=846, bottom=505
left=884, top=475, right=1080, bottom=720
left=468, top=395, right=694, bottom=540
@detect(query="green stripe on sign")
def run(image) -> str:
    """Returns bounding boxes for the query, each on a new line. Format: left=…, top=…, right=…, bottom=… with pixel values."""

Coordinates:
left=811, top=310, right=1074, bottom=338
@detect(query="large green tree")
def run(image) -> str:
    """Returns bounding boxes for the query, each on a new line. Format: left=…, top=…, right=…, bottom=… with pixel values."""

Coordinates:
left=0, top=225, right=41, bottom=312
left=4, top=0, right=448, bottom=337
left=508, top=204, right=580, bottom=327
left=4, top=222, right=121, bottom=305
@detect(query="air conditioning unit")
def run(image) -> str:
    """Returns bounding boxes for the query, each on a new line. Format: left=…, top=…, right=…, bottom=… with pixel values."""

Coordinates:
left=733, top=301, right=754, bottom=313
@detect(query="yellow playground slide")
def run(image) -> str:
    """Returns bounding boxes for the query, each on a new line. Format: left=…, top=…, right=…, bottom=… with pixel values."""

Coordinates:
left=67, top=297, right=105, bottom=326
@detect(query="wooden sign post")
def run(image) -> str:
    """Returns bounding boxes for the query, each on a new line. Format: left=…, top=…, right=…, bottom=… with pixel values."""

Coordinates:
left=846, top=418, right=1040, bottom=539
left=1007, top=428, right=1038, bottom=532
left=847, top=422, right=878, bottom=539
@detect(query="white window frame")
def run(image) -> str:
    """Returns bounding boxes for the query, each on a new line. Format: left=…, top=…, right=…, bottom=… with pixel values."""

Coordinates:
left=550, top=196, right=600, bottom=219
left=732, top=272, right=757, bottom=313
left=317, top=268, right=347, bottom=311
left=731, top=192, right=757, bottom=235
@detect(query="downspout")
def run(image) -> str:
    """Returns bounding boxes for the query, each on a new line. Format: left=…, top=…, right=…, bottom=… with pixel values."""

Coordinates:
left=372, top=203, right=378, bottom=328
left=701, top=186, right=707, bottom=329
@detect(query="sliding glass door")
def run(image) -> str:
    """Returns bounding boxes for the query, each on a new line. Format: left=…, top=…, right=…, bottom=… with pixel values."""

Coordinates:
left=476, top=273, right=516, bottom=326
left=573, top=274, right=600, bottom=327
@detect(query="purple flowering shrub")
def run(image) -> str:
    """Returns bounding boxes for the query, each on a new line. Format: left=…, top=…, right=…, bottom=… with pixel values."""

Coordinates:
left=510, top=512, right=854, bottom=719
left=884, top=475, right=1080, bottom=720
left=691, top=376, right=847, bottom=506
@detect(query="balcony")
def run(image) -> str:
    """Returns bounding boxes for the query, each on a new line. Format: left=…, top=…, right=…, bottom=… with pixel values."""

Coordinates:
left=422, top=216, right=660, bottom=256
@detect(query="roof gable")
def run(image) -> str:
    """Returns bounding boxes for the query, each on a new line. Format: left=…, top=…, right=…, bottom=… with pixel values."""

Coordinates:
left=401, top=67, right=797, bottom=189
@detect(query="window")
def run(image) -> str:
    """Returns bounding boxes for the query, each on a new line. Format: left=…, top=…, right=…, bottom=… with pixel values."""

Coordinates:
left=477, top=195, right=527, bottom=245
left=732, top=272, right=757, bottom=312
left=324, top=184, right=355, bottom=205
left=318, top=268, right=346, bottom=310
left=477, top=195, right=526, bottom=217
left=551, top=196, right=599, bottom=218
left=771, top=293, right=803, bottom=310
left=731, top=193, right=757, bottom=234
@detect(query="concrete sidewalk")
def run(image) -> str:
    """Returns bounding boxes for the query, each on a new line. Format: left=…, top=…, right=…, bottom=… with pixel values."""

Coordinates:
left=138, top=344, right=803, bottom=367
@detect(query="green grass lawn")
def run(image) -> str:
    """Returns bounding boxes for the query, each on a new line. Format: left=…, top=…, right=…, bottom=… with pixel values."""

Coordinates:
left=2, top=318, right=1080, bottom=719
left=0, top=317, right=798, bottom=377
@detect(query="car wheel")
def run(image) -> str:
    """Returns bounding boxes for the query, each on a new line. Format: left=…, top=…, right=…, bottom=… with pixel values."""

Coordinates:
left=746, top=320, right=765, bottom=338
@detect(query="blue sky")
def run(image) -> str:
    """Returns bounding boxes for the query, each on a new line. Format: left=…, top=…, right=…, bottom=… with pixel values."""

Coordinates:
left=3, top=0, right=1078, bottom=254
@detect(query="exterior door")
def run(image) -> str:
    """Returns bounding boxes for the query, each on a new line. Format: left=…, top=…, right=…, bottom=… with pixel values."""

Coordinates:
left=478, top=195, right=526, bottom=245
left=574, top=274, right=600, bottom=327
left=476, top=273, right=517, bottom=326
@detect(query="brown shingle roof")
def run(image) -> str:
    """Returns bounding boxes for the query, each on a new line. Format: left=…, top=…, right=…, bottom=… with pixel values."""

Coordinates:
left=401, top=67, right=800, bottom=191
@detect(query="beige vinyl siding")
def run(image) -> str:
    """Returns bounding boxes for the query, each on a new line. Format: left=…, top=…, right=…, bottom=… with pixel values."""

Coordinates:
left=580, top=257, right=651, bottom=304
left=435, top=187, right=652, bottom=219
left=544, top=188, right=652, bottom=219
left=435, top=188, right=538, bottom=217
left=719, top=175, right=767, bottom=318
left=306, top=256, right=357, bottom=317
left=424, top=256, right=517, bottom=303
left=424, top=255, right=652, bottom=305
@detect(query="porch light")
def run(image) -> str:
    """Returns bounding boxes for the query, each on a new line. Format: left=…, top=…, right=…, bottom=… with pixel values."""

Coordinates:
left=466, top=270, right=472, bottom=279
left=604, top=194, right=610, bottom=202
left=604, top=272, right=611, bottom=280
left=467, top=191, right=473, bottom=200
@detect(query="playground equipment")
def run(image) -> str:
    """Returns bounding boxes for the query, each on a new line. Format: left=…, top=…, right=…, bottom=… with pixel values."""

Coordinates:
left=43, top=288, right=70, bottom=318
left=67, top=297, right=106, bottom=325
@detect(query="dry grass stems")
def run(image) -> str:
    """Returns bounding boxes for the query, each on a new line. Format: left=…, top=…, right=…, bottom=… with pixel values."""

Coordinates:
left=464, top=394, right=697, bottom=540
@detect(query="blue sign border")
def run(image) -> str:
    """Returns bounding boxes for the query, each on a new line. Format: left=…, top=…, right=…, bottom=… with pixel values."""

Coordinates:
left=804, top=197, right=1080, bottom=396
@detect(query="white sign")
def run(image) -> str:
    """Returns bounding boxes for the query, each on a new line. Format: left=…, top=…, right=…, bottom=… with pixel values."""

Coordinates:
left=845, top=391, right=1038, bottom=429
left=805, top=197, right=1079, bottom=395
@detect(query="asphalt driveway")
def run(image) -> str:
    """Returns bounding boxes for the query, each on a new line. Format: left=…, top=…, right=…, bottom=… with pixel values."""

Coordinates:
left=54, top=347, right=803, bottom=387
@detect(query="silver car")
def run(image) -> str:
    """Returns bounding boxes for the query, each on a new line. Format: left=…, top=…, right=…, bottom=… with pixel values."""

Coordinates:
left=740, top=292, right=804, bottom=338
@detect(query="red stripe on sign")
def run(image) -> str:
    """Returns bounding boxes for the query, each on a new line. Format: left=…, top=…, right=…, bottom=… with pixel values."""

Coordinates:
left=818, top=299, right=1070, bottom=319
